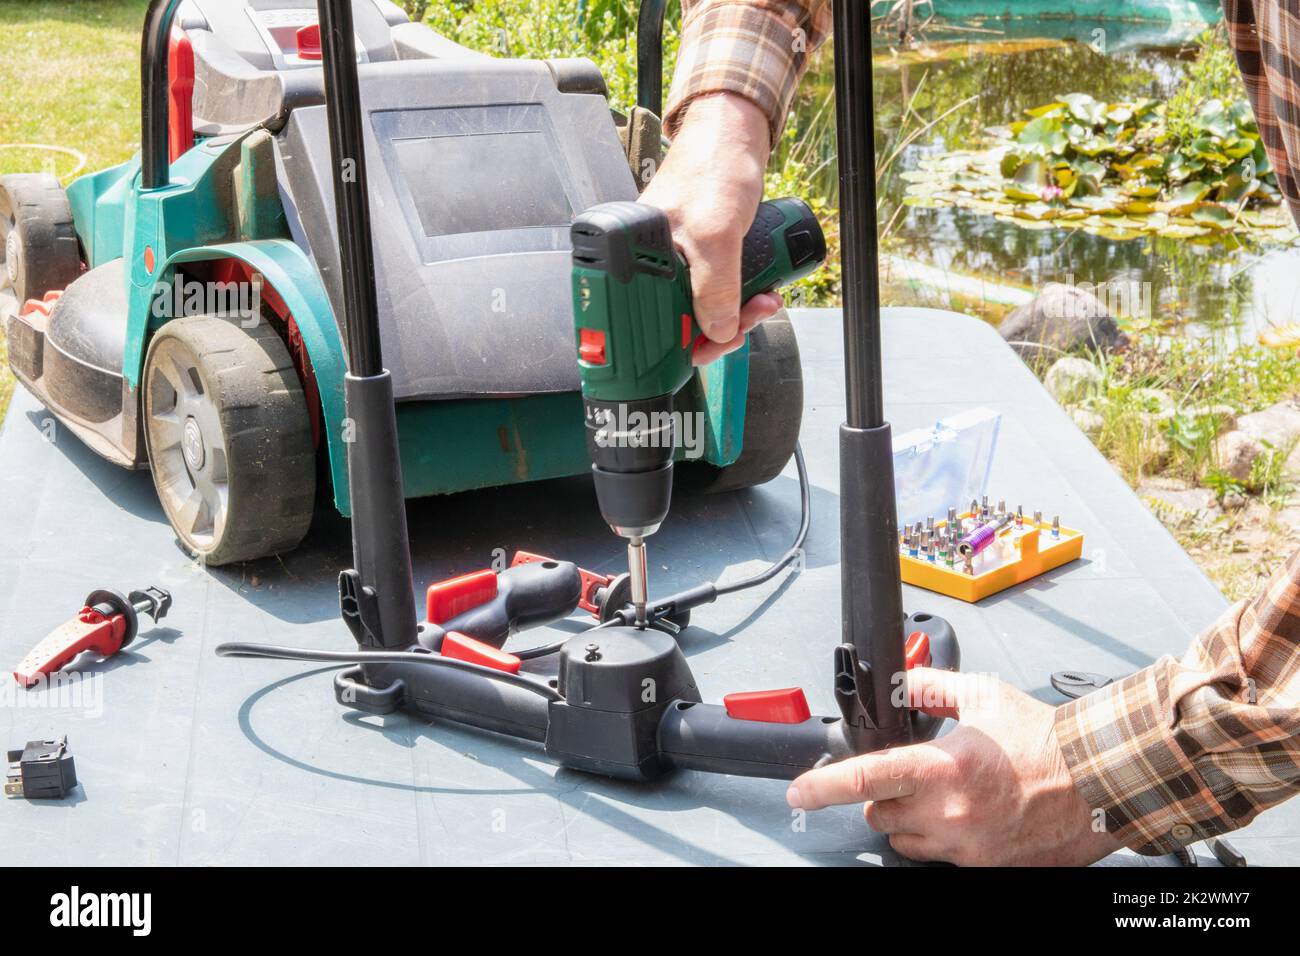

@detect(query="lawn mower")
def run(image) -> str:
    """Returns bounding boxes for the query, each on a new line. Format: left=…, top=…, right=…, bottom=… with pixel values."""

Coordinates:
left=2, top=0, right=801, bottom=566
left=207, top=0, right=960, bottom=780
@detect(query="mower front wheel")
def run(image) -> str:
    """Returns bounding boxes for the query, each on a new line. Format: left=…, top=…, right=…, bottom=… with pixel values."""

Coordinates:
left=143, top=315, right=316, bottom=565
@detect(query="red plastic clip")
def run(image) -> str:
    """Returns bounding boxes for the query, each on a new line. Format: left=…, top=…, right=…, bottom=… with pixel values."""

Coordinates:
left=511, top=551, right=610, bottom=617
left=440, top=632, right=522, bottom=674
left=905, top=630, right=932, bottom=670
left=168, top=27, right=195, bottom=162
left=426, top=569, right=498, bottom=625
left=296, top=24, right=322, bottom=60
left=13, top=607, right=128, bottom=688
left=723, top=687, right=811, bottom=724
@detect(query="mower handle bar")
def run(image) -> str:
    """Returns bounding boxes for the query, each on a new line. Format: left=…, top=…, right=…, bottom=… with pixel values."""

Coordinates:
left=140, top=1, right=673, bottom=183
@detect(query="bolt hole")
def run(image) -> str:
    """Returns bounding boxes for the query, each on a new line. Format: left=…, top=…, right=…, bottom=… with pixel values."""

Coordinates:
left=548, top=679, right=558, bottom=688
left=912, top=613, right=932, bottom=623
left=542, top=561, right=558, bottom=569
left=821, top=716, right=838, bottom=724
left=676, top=701, right=696, bottom=710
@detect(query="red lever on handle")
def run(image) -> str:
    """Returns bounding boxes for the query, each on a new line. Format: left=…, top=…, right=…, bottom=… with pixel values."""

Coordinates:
left=13, top=608, right=128, bottom=688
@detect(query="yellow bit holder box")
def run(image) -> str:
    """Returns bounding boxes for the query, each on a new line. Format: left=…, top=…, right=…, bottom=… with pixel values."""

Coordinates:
left=901, top=515, right=1083, bottom=603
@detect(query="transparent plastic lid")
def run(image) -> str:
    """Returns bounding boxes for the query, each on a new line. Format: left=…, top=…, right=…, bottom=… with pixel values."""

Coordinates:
left=893, top=408, right=1001, bottom=528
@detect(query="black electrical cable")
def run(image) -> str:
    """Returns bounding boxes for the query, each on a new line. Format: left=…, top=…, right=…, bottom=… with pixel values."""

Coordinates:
left=214, top=642, right=563, bottom=702
left=513, top=615, right=626, bottom=661
left=714, top=442, right=810, bottom=596
left=509, top=441, right=812, bottom=660
left=217, top=444, right=812, bottom=671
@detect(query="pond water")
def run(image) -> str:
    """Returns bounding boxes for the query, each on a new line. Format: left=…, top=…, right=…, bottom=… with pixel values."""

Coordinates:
left=783, top=19, right=1300, bottom=340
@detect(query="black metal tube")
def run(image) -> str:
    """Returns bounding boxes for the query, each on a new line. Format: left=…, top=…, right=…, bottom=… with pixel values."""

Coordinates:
left=831, top=0, right=883, bottom=429
left=317, top=0, right=384, bottom=377
left=636, top=0, right=668, bottom=116
left=315, top=0, right=417, bottom=650
left=830, top=1, right=906, bottom=733
left=141, top=0, right=185, bottom=190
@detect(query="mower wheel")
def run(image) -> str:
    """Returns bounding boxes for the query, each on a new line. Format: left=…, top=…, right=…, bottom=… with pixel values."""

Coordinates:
left=0, top=174, right=81, bottom=309
left=677, top=311, right=804, bottom=494
left=143, top=315, right=316, bottom=565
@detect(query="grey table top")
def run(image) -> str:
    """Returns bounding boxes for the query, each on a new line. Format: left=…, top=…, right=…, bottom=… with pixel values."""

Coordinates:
left=1, top=307, right=1294, bottom=866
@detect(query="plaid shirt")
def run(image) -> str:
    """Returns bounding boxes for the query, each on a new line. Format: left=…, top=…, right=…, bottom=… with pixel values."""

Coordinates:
left=1225, top=0, right=1300, bottom=224
left=664, top=0, right=832, bottom=144
left=1057, top=1, right=1300, bottom=856
left=667, top=0, right=1300, bottom=856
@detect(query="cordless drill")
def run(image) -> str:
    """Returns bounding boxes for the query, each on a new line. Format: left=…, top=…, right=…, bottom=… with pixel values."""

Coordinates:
left=571, top=198, right=826, bottom=627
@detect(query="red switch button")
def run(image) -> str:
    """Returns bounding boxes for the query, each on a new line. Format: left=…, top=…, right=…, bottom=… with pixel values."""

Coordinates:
left=723, top=687, right=811, bottom=724
left=296, top=24, right=322, bottom=59
left=426, top=568, right=497, bottom=625
left=578, top=328, right=606, bottom=365
left=440, top=632, right=522, bottom=674
left=905, top=630, right=932, bottom=670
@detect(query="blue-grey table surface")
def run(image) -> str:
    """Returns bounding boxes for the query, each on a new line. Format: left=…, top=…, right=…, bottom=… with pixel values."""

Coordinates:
left=1, top=307, right=1294, bottom=866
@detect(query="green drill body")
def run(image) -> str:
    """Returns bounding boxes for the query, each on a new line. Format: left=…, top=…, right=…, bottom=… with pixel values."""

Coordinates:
left=572, top=197, right=825, bottom=405
left=569, top=197, right=825, bottom=626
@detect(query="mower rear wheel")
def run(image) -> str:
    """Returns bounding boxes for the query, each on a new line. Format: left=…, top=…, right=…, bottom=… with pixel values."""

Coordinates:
left=143, top=315, right=316, bottom=565
left=0, top=174, right=81, bottom=310
left=677, top=311, right=804, bottom=494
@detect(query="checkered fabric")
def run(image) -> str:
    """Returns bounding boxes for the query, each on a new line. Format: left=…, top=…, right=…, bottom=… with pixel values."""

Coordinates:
left=1224, top=0, right=1300, bottom=224
left=664, top=0, right=832, bottom=145
left=1056, top=547, right=1300, bottom=853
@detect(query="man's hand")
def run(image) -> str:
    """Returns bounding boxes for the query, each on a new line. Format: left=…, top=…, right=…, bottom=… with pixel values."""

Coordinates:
left=786, top=668, right=1123, bottom=866
left=639, top=92, right=784, bottom=366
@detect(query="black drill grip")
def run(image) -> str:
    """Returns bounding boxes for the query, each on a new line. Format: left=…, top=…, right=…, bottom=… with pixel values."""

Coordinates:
left=437, top=561, right=583, bottom=648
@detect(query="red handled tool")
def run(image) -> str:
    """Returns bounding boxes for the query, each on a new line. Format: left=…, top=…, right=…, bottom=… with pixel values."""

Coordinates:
left=417, top=553, right=613, bottom=674
left=13, top=587, right=172, bottom=688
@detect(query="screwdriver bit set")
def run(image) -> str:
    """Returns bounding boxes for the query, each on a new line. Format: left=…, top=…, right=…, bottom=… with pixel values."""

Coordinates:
left=899, top=496, right=1083, bottom=602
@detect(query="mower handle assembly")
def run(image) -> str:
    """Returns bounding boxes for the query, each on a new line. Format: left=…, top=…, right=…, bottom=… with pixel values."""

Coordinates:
left=196, top=0, right=961, bottom=782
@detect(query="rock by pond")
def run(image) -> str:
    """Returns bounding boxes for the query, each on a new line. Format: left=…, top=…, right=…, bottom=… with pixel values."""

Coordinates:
left=1000, top=283, right=1128, bottom=359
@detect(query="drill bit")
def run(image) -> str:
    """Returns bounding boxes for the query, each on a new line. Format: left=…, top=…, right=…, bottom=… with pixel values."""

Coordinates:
left=628, top=536, right=649, bottom=627
left=957, top=512, right=1014, bottom=558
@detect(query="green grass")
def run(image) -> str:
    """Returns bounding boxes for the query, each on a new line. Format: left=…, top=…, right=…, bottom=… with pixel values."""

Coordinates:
left=1, top=0, right=145, bottom=424
left=0, top=1, right=144, bottom=180
left=1061, top=332, right=1300, bottom=491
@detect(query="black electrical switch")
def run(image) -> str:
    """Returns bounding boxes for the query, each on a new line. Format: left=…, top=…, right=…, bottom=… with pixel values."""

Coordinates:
left=5, top=736, right=78, bottom=800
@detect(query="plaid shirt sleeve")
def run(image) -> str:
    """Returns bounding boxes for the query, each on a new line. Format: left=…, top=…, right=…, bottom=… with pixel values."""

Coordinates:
left=1055, top=547, right=1300, bottom=855
left=663, top=0, right=832, bottom=146
left=1223, top=0, right=1300, bottom=225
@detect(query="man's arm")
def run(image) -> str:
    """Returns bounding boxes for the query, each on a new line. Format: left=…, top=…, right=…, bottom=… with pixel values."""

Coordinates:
left=787, top=551, right=1300, bottom=864
left=663, top=0, right=833, bottom=146
left=640, top=1, right=830, bottom=364
left=1056, top=549, right=1300, bottom=854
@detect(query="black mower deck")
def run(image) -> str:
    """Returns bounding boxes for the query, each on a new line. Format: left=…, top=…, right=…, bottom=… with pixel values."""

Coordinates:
left=1, top=307, right=1293, bottom=866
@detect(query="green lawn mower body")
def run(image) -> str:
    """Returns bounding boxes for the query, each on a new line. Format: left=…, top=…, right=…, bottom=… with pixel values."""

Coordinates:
left=2, top=0, right=801, bottom=564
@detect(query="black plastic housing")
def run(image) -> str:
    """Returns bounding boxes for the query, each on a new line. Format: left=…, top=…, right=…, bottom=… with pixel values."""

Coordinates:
left=545, top=627, right=700, bottom=779
left=5, top=737, right=78, bottom=800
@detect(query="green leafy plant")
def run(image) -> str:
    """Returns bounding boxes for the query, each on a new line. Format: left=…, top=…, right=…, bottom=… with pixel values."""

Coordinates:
left=903, top=28, right=1291, bottom=242
left=996, top=91, right=1276, bottom=226
left=1204, top=468, right=1246, bottom=506
left=1247, top=438, right=1295, bottom=505
left=1163, top=410, right=1216, bottom=481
